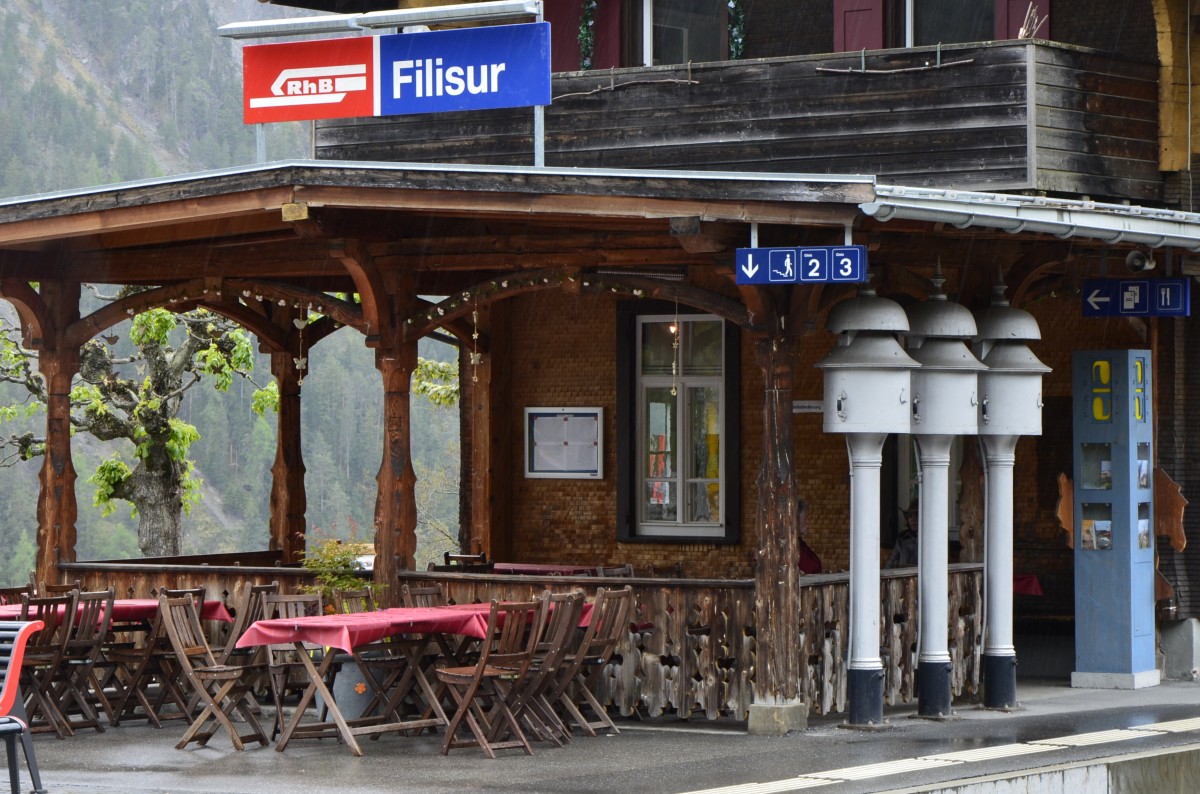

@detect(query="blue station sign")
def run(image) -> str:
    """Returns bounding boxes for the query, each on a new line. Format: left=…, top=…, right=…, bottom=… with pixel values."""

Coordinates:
left=1081, top=278, right=1191, bottom=318
left=735, top=246, right=868, bottom=285
left=378, top=22, right=551, bottom=116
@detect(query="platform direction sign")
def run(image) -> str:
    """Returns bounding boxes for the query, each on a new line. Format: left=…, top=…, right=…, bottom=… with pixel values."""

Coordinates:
left=1081, top=278, right=1191, bottom=318
left=736, top=245, right=868, bottom=285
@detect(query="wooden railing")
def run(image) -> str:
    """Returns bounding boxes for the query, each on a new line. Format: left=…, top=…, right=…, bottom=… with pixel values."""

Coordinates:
left=398, top=562, right=984, bottom=720
left=56, top=555, right=982, bottom=720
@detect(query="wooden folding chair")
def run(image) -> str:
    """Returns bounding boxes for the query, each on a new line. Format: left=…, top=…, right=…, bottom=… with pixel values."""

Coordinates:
left=52, top=587, right=115, bottom=733
left=260, top=593, right=330, bottom=742
left=542, top=585, right=633, bottom=736
left=217, top=582, right=278, bottom=664
left=158, top=594, right=268, bottom=751
left=400, top=583, right=445, bottom=608
left=0, top=588, right=31, bottom=607
left=18, top=592, right=77, bottom=738
left=332, top=587, right=377, bottom=614
left=0, top=621, right=46, bottom=794
left=435, top=597, right=549, bottom=758
left=36, top=580, right=80, bottom=596
left=108, top=602, right=195, bottom=728
left=596, top=564, right=635, bottom=578
left=503, top=590, right=584, bottom=748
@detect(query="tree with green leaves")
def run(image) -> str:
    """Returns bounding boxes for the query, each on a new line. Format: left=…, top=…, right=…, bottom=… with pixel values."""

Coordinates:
left=0, top=302, right=270, bottom=557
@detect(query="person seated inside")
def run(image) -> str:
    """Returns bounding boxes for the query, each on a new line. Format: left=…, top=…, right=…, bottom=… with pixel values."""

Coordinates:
left=886, top=499, right=919, bottom=568
left=796, top=498, right=822, bottom=574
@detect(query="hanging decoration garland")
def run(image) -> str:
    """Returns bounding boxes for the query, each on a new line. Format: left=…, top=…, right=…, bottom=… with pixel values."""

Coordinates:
left=579, top=0, right=598, bottom=70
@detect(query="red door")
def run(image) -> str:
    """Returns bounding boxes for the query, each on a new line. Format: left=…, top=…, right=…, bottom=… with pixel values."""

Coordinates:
left=834, top=0, right=886, bottom=52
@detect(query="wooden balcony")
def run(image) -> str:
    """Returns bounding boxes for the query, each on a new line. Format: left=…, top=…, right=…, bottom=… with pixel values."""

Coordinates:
left=316, top=40, right=1160, bottom=204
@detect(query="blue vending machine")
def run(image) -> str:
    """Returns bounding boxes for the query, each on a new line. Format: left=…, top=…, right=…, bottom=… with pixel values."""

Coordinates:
left=1071, top=350, right=1159, bottom=689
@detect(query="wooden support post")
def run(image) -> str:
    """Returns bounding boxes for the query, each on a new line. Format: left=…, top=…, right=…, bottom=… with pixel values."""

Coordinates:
left=748, top=333, right=805, bottom=734
left=462, top=302, right=511, bottom=562
left=269, top=352, right=306, bottom=563
left=374, top=340, right=418, bottom=606
left=34, top=280, right=81, bottom=588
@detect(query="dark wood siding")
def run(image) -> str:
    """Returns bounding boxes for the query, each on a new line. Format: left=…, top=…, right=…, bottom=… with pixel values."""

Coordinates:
left=1031, top=46, right=1160, bottom=201
left=316, top=41, right=1159, bottom=202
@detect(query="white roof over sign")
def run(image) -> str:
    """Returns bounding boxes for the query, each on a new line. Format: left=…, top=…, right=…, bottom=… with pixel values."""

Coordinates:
left=862, top=185, right=1200, bottom=252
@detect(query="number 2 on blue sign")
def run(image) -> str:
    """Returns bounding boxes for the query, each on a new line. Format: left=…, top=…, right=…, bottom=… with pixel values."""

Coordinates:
left=800, top=250, right=828, bottom=282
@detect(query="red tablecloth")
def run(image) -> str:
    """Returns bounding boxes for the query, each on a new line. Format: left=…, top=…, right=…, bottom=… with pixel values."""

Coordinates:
left=237, top=602, right=593, bottom=654
left=0, top=598, right=233, bottom=623
left=492, top=563, right=597, bottom=576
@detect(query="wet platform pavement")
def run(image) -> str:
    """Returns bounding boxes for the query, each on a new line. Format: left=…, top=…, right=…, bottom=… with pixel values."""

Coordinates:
left=24, top=676, right=1200, bottom=794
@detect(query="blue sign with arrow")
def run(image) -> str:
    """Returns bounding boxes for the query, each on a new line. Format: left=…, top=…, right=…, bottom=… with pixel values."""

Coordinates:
left=1082, top=278, right=1191, bottom=317
left=736, top=246, right=868, bottom=285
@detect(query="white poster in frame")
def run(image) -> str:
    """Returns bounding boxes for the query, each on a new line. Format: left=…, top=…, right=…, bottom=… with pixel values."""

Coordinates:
left=524, top=407, right=603, bottom=479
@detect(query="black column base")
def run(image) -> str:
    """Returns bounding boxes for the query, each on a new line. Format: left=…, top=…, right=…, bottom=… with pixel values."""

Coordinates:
left=847, top=667, right=884, bottom=726
left=917, top=660, right=953, bottom=718
left=982, top=653, right=1019, bottom=709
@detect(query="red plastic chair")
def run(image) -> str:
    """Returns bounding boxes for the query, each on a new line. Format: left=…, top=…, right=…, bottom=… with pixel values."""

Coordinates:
left=0, top=620, right=47, bottom=794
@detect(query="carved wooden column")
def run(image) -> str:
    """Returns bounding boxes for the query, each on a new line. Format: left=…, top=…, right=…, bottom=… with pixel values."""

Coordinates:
left=374, top=340, right=418, bottom=606
left=34, top=280, right=81, bottom=587
left=462, top=302, right=511, bottom=561
left=749, top=333, right=805, bottom=734
left=269, top=351, right=306, bottom=563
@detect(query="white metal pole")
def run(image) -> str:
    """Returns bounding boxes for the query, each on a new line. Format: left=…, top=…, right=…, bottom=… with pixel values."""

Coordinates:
left=846, top=432, right=886, bottom=725
left=982, top=434, right=1019, bottom=707
left=916, top=433, right=953, bottom=716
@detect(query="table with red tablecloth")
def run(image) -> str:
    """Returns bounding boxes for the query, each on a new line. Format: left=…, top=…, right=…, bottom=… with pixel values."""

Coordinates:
left=236, top=601, right=591, bottom=755
left=0, top=598, right=232, bottom=623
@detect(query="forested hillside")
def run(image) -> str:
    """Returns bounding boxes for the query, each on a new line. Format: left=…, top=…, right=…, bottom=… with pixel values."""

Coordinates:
left=0, top=0, right=461, bottom=583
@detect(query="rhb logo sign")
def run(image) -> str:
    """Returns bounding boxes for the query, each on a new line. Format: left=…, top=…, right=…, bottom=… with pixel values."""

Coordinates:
left=244, top=37, right=374, bottom=124
left=242, top=23, right=550, bottom=125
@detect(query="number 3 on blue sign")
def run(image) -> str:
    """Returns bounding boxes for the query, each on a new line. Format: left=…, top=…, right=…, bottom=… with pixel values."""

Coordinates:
left=832, top=247, right=861, bottom=282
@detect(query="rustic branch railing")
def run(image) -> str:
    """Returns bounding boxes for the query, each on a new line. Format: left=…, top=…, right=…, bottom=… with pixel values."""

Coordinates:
left=56, top=556, right=982, bottom=720
left=398, top=563, right=984, bottom=720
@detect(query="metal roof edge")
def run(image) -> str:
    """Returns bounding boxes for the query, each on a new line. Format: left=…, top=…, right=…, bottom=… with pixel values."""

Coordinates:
left=863, top=185, right=1200, bottom=252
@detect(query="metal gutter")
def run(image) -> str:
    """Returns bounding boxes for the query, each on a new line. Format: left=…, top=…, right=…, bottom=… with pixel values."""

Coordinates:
left=862, top=185, right=1200, bottom=251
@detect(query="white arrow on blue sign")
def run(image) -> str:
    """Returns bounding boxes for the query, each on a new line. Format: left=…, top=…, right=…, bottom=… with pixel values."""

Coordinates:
left=736, top=246, right=868, bottom=285
left=1082, top=278, right=1191, bottom=317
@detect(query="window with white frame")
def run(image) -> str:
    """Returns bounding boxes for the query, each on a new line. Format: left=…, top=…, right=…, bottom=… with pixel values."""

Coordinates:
left=617, top=303, right=739, bottom=543
left=637, top=0, right=727, bottom=66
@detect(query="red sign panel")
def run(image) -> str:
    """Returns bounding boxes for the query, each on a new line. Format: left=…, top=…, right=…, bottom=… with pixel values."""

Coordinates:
left=243, top=37, right=375, bottom=124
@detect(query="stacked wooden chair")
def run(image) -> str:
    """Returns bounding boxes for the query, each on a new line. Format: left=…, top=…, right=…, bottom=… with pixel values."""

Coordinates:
left=51, top=587, right=115, bottom=733
left=542, top=585, right=633, bottom=736
left=157, top=593, right=268, bottom=751
left=435, top=597, right=548, bottom=758
left=18, top=592, right=78, bottom=738
left=502, top=590, right=585, bottom=748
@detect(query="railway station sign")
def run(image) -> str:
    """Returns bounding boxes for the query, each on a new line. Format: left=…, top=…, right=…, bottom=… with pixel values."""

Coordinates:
left=735, top=245, right=868, bottom=285
left=242, top=22, right=551, bottom=124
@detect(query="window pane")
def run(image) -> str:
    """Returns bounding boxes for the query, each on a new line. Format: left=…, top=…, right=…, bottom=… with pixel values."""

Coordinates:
left=914, top=0, right=993, bottom=45
left=641, top=321, right=676, bottom=376
left=653, top=0, right=725, bottom=65
left=688, top=482, right=719, bottom=522
left=682, top=320, right=722, bottom=376
left=645, top=481, right=677, bottom=521
left=644, top=386, right=676, bottom=478
left=688, top=386, right=720, bottom=479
